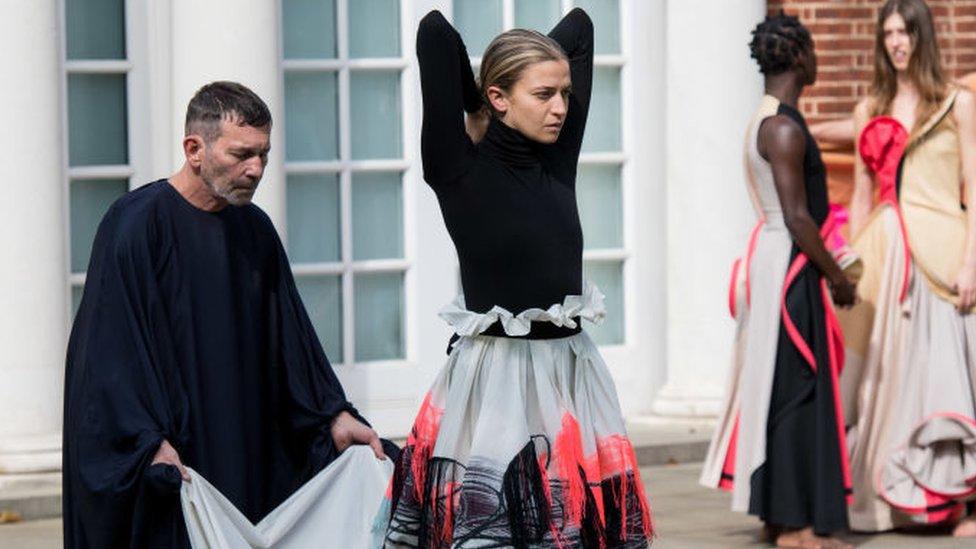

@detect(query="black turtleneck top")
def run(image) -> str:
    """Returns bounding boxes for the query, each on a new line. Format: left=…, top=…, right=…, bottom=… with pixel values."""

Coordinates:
left=416, top=9, right=594, bottom=319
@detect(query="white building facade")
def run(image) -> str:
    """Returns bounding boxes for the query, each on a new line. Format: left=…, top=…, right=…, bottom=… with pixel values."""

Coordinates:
left=0, top=0, right=764, bottom=496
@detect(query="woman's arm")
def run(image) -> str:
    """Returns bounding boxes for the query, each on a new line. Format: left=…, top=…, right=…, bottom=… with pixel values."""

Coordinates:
left=416, top=11, right=483, bottom=186
left=760, top=115, right=856, bottom=306
left=953, top=88, right=976, bottom=310
left=548, top=8, right=593, bottom=165
left=809, top=117, right=855, bottom=148
left=849, top=99, right=874, bottom=236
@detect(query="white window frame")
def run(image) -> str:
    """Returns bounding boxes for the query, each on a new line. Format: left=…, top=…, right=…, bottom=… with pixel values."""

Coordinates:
left=281, top=0, right=413, bottom=370
left=279, top=0, right=433, bottom=436
left=61, top=0, right=152, bottom=324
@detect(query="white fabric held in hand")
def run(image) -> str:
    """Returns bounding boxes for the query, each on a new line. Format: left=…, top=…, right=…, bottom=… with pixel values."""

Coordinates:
left=180, top=446, right=393, bottom=548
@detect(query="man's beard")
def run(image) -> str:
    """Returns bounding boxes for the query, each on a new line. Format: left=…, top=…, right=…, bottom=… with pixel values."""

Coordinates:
left=202, top=165, right=255, bottom=206
left=216, top=185, right=256, bottom=206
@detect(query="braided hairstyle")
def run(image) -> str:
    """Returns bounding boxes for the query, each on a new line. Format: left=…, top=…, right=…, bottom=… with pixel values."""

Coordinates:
left=749, top=12, right=813, bottom=76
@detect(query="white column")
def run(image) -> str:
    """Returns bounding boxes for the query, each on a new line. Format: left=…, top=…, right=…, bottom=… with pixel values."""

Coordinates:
left=0, top=0, right=67, bottom=475
left=610, top=0, right=667, bottom=417
left=653, top=0, right=766, bottom=417
left=170, top=0, right=287, bottom=235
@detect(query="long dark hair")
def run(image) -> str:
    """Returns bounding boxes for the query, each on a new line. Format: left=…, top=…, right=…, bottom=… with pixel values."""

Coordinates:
left=869, top=0, right=948, bottom=135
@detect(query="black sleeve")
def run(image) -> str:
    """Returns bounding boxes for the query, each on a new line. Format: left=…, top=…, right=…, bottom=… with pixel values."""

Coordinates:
left=62, top=204, right=190, bottom=548
left=547, top=8, right=594, bottom=179
left=271, top=234, right=362, bottom=472
left=416, top=10, right=482, bottom=187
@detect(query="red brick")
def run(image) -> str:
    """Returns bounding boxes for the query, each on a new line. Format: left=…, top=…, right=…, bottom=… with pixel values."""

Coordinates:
left=817, top=38, right=874, bottom=51
left=856, top=22, right=878, bottom=35
left=956, top=37, right=976, bottom=49
left=816, top=52, right=859, bottom=66
left=808, top=22, right=855, bottom=35
left=958, top=53, right=976, bottom=67
left=818, top=100, right=859, bottom=114
left=816, top=68, right=874, bottom=82
left=815, top=7, right=873, bottom=19
left=804, top=84, right=856, bottom=98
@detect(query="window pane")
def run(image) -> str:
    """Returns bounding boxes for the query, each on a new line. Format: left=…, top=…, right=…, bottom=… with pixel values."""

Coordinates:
left=575, top=0, right=619, bottom=54
left=350, top=71, right=401, bottom=160
left=352, top=172, right=403, bottom=260
left=354, top=272, right=404, bottom=361
left=584, top=260, right=624, bottom=345
left=353, top=172, right=403, bottom=260
left=285, top=72, right=339, bottom=161
left=70, top=179, right=128, bottom=272
left=581, top=67, right=620, bottom=153
left=287, top=173, right=340, bottom=263
left=66, top=0, right=125, bottom=60
left=68, top=73, right=128, bottom=166
left=72, top=285, right=85, bottom=319
left=295, top=275, right=343, bottom=360
left=453, top=0, right=502, bottom=56
left=577, top=164, right=622, bottom=249
left=515, top=0, right=561, bottom=31
left=349, top=0, right=399, bottom=58
left=283, top=0, right=337, bottom=59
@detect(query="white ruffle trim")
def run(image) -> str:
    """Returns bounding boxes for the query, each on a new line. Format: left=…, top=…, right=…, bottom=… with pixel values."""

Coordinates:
left=438, top=281, right=606, bottom=337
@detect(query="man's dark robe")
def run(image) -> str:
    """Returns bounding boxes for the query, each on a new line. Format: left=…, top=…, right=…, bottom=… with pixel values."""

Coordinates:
left=63, top=180, right=372, bottom=548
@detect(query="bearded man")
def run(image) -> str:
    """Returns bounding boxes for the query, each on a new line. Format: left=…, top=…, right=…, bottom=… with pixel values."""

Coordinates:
left=63, top=81, right=388, bottom=548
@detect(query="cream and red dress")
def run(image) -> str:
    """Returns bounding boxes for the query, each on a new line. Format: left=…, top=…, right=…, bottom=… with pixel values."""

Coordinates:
left=840, top=89, right=976, bottom=531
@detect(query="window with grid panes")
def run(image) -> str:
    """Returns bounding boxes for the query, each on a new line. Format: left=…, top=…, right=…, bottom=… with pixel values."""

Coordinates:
left=282, top=0, right=408, bottom=365
left=452, top=0, right=625, bottom=345
left=65, top=0, right=132, bottom=317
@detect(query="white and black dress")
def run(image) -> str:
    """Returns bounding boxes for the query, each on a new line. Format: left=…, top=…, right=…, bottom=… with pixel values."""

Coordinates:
left=700, top=97, right=851, bottom=536
left=380, top=9, right=653, bottom=548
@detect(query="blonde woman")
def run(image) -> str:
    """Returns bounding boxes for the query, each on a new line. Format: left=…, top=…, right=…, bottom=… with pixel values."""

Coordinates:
left=379, top=9, right=652, bottom=547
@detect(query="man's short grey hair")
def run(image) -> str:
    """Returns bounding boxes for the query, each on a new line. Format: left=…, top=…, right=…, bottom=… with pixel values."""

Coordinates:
left=184, top=81, right=272, bottom=143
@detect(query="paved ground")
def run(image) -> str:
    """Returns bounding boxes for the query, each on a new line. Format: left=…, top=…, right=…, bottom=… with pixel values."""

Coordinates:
left=2, top=462, right=973, bottom=548
left=645, top=463, right=971, bottom=548
left=0, top=517, right=60, bottom=548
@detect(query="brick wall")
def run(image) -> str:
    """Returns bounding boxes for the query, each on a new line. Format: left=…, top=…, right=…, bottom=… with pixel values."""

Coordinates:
left=766, top=0, right=976, bottom=124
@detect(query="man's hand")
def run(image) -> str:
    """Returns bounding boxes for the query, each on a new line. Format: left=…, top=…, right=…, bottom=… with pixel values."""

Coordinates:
left=330, top=411, right=386, bottom=460
left=152, top=439, right=190, bottom=482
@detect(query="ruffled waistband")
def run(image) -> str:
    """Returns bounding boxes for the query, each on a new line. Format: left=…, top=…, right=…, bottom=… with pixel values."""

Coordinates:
left=438, top=281, right=606, bottom=337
